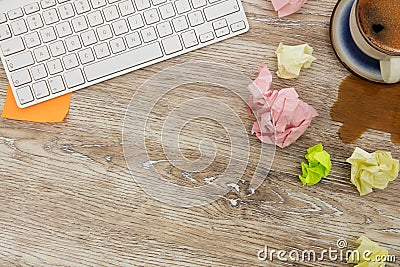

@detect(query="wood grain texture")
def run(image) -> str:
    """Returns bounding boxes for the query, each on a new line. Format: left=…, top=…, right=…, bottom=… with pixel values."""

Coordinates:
left=0, top=0, right=399, bottom=266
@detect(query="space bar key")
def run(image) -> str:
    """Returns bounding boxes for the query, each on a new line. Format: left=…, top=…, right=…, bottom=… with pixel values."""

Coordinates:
left=84, top=42, right=163, bottom=82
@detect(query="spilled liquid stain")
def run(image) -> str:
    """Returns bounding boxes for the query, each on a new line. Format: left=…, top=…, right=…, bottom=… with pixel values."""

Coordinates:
left=331, top=75, right=400, bottom=144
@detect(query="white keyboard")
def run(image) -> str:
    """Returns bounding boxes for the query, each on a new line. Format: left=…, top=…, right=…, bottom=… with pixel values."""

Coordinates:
left=0, top=0, right=249, bottom=108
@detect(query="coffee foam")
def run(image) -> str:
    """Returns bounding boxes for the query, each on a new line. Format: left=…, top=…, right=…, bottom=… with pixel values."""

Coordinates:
left=358, top=0, right=400, bottom=53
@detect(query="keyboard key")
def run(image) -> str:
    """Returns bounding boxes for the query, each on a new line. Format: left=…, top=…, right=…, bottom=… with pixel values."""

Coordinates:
left=159, top=3, right=175, bottom=19
left=204, top=0, right=240, bottom=21
left=1, top=37, right=25, bottom=56
left=65, top=35, right=82, bottom=51
left=0, top=13, right=7, bottom=24
left=119, top=0, right=136, bottom=16
left=174, top=0, right=191, bottom=14
left=134, top=0, right=151, bottom=11
left=59, top=3, right=76, bottom=19
left=110, top=38, right=126, bottom=54
left=128, top=14, right=144, bottom=30
left=172, top=16, right=188, bottom=32
left=72, top=16, right=89, bottom=32
left=181, top=30, right=198, bottom=48
left=156, top=21, right=173, bottom=37
left=215, top=26, right=229, bottom=37
left=49, top=41, right=66, bottom=57
left=64, top=69, right=85, bottom=88
left=161, top=35, right=182, bottom=55
left=74, top=0, right=92, bottom=14
left=81, top=30, right=98, bottom=46
left=41, top=0, right=57, bottom=9
left=16, top=86, right=34, bottom=104
left=144, top=9, right=160, bottom=25
left=10, top=20, right=28, bottom=35
left=103, top=5, right=120, bottom=21
left=31, top=64, right=48, bottom=80
left=141, top=27, right=157, bottom=42
left=199, top=31, right=214, bottom=42
left=188, top=11, right=204, bottom=27
left=125, top=32, right=142, bottom=48
left=87, top=10, right=104, bottom=27
left=112, top=20, right=129, bottom=36
left=6, top=51, right=35, bottom=71
left=43, top=9, right=60, bottom=25
left=152, top=0, right=167, bottom=5
left=47, top=58, right=64, bottom=74
left=90, top=0, right=107, bottom=9
left=24, top=3, right=41, bottom=15
left=32, top=81, right=50, bottom=99
left=97, top=25, right=113, bottom=41
left=40, top=27, right=57, bottom=42
left=24, top=32, right=41, bottom=48
left=8, top=8, right=24, bottom=20
left=212, top=18, right=227, bottom=29
left=11, top=69, right=32, bottom=86
left=84, top=42, right=163, bottom=82
left=191, top=0, right=207, bottom=8
left=230, top=20, right=245, bottom=32
left=93, top=43, right=111, bottom=58
left=0, top=25, right=11, bottom=41
left=48, top=76, right=66, bottom=93
left=78, top=48, right=95, bottom=64
left=56, top=21, right=73, bottom=37
left=33, top=46, right=51, bottom=62
left=63, top=54, right=80, bottom=69
left=27, top=14, right=44, bottom=30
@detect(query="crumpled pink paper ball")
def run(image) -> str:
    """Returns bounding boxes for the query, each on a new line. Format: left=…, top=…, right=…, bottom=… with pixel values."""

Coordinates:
left=271, top=0, right=308, bottom=17
left=248, top=66, right=318, bottom=148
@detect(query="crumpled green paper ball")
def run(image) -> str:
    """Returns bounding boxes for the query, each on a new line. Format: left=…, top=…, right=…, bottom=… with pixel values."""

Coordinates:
left=299, top=143, right=332, bottom=185
left=346, top=147, right=399, bottom=196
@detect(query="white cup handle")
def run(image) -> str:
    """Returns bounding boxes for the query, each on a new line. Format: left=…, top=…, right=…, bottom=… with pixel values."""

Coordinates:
left=380, top=57, right=400, bottom=84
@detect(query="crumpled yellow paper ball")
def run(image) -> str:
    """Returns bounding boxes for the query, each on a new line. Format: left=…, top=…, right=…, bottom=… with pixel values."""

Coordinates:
left=275, top=42, right=316, bottom=79
left=347, top=235, right=389, bottom=267
left=346, top=147, right=399, bottom=196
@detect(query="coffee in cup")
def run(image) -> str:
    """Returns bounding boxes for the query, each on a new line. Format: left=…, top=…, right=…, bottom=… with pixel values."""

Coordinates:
left=358, top=0, right=400, bottom=54
left=350, top=0, right=400, bottom=83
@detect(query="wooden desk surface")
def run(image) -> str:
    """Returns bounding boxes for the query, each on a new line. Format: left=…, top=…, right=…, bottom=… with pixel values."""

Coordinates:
left=0, top=0, right=399, bottom=266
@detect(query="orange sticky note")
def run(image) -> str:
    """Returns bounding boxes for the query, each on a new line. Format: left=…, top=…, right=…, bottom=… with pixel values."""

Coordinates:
left=1, top=84, right=71, bottom=122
